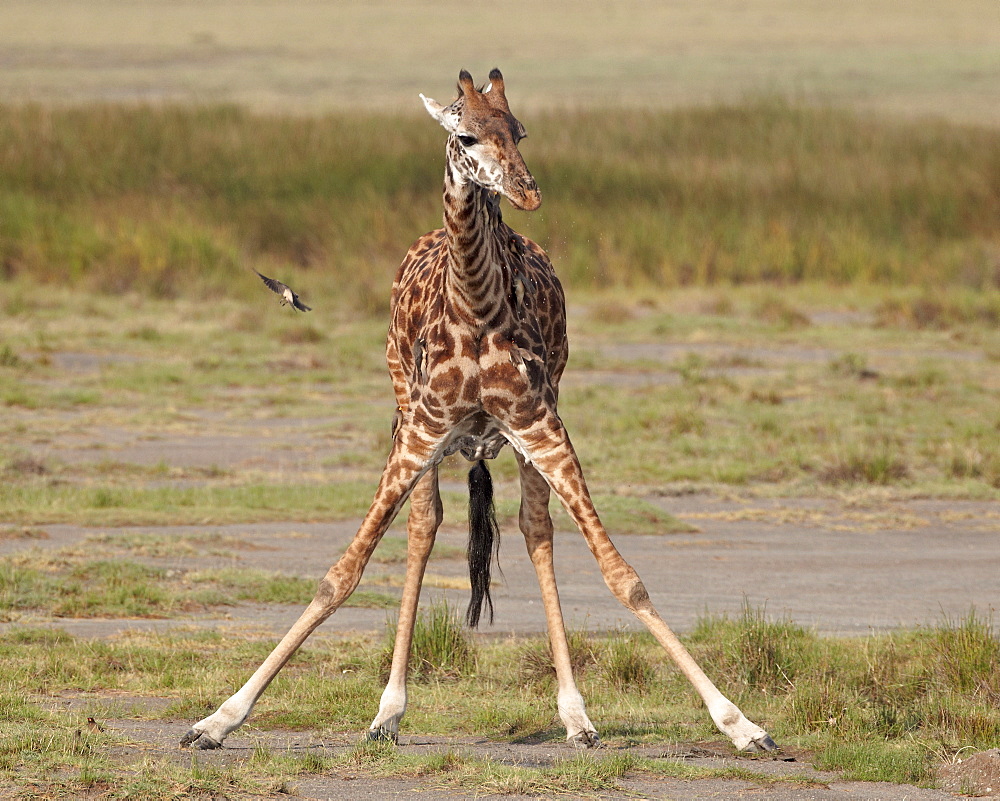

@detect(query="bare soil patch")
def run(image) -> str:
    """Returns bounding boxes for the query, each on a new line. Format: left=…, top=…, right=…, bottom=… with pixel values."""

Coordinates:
left=938, top=749, right=1000, bottom=797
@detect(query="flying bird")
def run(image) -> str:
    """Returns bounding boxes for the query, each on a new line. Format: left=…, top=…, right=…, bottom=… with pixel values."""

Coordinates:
left=254, top=270, right=312, bottom=312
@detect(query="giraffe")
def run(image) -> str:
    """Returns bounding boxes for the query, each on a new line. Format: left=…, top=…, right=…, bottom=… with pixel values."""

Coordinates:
left=180, top=69, right=777, bottom=754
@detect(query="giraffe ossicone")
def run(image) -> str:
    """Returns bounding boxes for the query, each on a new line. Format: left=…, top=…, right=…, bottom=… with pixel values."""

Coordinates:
left=180, top=68, right=777, bottom=755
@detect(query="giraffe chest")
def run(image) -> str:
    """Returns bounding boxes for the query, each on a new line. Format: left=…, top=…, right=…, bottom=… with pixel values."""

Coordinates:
left=392, top=313, right=552, bottom=451
left=388, top=226, right=565, bottom=441
left=414, top=321, right=545, bottom=408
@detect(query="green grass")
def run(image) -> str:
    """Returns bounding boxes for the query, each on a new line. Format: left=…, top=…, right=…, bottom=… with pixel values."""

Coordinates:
left=1, top=103, right=998, bottom=305
left=690, top=607, right=1000, bottom=770
left=1, top=606, right=998, bottom=795
left=0, top=557, right=396, bottom=620
left=2, top=281, right=999, bottom=511
left=378, top=601, right=478, bottom=681
left=1, top=101, right=999, bottom=507
left=0, top=482, right=381, bottom=526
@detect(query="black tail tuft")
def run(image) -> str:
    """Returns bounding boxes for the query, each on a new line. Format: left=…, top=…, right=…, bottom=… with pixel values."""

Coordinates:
left=466, top=460, right=500, bottom=628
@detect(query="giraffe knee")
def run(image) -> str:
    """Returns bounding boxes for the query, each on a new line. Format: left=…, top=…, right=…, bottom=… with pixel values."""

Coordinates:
left=314, top=573, right=355, bottom=615
left=607, top=570, right=652, bottom=613
left=625, top=580, right=652, bottom=613
left=314, top=576, right=338, bottom=611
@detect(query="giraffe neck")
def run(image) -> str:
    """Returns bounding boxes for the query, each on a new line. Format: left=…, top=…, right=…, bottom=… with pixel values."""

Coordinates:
left=442, top=152, right=509, bottom=324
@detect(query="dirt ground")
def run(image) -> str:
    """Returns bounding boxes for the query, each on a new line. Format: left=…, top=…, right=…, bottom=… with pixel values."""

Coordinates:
left=6, top=493, right=1000, bottom=799
left=5, top=495, right=999, bottom=641
left=39, top=711, right=987, bottom=801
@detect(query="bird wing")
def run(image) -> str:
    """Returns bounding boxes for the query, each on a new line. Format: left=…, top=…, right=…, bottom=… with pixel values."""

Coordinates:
left=255, top=271, right=288, bottom=296
left=292, top=298, right=312, bottom=312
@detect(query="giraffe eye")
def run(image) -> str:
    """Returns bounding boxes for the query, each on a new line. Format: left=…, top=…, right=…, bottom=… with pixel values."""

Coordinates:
left=457, top=134, right=478, bottom=147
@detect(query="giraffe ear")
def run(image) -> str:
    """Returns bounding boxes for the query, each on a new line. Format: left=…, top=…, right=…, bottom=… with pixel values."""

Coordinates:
left=420, top=93, right=460, bottom=133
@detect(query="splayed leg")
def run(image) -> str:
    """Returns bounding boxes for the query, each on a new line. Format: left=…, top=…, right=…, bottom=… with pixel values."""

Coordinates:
left=507, top=415, right=776, bottom=753
left=181, top=429, right=444, bottom=749
left=366, top=469, right=442, bottom=743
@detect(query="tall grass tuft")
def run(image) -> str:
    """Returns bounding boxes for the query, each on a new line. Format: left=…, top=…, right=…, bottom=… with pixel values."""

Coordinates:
left=929, top=610, right=1000, bottom=696
left=690, top=602, right=815, bottom=695
left=378, top=600, right=478, bottom=682
left=600, top=632, right=655, bottom=692
left=517, top=629, right=598, bottom=687
left=819, top=443, right=910, bottom=485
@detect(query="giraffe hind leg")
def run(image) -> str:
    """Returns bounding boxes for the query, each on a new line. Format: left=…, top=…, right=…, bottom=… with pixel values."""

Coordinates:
left=515, top=452, right=600, bottom=748
left=508, top=415, right=776, bottom=753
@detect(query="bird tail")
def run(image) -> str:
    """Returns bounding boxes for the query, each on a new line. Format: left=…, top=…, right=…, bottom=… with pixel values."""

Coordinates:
left=466, top=460, right=500, bottom=628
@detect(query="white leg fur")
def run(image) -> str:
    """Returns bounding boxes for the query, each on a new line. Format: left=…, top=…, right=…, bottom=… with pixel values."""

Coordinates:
left=707, top=696, right=775, bottom=752
left=368, top=679, right=407, bottom=741
left=557, top=686, right=598, bottom=744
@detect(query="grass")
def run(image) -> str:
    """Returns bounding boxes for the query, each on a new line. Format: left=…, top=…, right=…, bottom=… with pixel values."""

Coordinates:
left=0, top=556, right=396, bottom=621
left=1, top=605, right=998, bottom=796
left=2, top=281, right=1000, bottom=514
left=378, top=601, right=478, bottom=681
left=1, top=103, right=999, bottom=305
left=1, top=101, right=999, bottom=504
left=691, top=606, right=1000, bottom=769
left=517, top=628, right=599, bottom=688
left=0, top=482, right=383, bottom=526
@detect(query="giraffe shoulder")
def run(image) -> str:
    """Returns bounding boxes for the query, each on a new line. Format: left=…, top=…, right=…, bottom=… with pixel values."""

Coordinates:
left=394, top=229, right=447, bottom=284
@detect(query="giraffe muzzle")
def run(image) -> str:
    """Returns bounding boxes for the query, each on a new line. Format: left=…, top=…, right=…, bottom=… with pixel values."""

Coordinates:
left=507, top=179, right=542, bottom=212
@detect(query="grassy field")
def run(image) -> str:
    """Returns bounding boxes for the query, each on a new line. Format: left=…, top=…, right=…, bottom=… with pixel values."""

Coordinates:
left=2, top=272, right=999, bottom=794
left=3, top=278, right=1000, bottom=504
left=1, top=605, right=998, bottom=796
left=2, top=103, right=999, bottom=302
left=2, top=2, right=1000, bottom=794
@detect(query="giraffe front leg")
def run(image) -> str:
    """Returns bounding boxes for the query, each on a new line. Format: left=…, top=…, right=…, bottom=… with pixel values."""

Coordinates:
left=181, top=429, right=444, bottom=750
left=507, top=415, right=776, bottom=753
left=516, top=452, right=599, bottom=748
left=366, top=468, right=443, bottom=743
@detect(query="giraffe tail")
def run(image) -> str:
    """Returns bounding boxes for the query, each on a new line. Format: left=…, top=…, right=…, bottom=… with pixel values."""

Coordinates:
left=466, top=460, right=500, bottom=628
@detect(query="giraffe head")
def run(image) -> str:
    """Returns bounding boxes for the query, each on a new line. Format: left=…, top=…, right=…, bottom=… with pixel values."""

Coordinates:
left=420, top=68, right=541, bottom=212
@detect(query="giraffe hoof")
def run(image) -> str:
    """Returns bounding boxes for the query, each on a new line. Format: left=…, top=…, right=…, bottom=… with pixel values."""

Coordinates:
left=741, top=733, right=778, bottom=753
left=364, top=727, right=399, bottom=745
left=569, top=730, right=601, bottom=749
left=180, top=728, right=223, bottom=750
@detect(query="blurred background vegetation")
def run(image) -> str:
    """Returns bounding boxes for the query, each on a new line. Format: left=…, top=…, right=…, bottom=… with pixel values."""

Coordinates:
left=1, top=103, right=998, bottom=309
left=1, top=0, right=998, bottom=308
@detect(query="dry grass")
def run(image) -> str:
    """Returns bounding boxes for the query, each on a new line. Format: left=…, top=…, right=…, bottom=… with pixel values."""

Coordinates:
left=1, top=102, right=999, bottom=303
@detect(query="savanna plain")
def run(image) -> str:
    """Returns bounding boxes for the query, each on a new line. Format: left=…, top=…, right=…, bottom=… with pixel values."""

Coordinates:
left=3, top=3, right=1000, bottom=799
